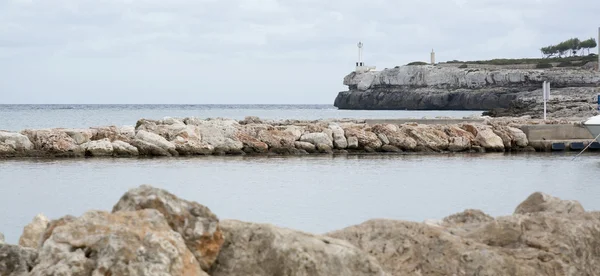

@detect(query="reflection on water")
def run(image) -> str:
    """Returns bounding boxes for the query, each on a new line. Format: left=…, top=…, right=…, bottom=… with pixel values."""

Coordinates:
left=1, top=152, right=599, bottom=243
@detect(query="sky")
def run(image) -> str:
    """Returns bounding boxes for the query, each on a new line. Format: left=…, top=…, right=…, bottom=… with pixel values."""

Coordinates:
left=0, top=0, right=599, bottom=104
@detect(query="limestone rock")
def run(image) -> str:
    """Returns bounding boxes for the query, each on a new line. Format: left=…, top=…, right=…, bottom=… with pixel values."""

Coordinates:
left=112, top=185, right=223, bottom=271
left=443, top=209, right=494, bottom=226
left=474, top=126, right=504, bottom=151
left=344, top=127, right=382, bottom=150
left=257, top=128, right=297, bottom=149
left=210, top=220, right=388, bottom=276
left=381, top=145, right=402, bottom=152
left=111, top=140, right=139, bottom=156
left=328, top=124, right=348, bottom=149
left=508, top=126, right=528, bottom=147
left=21, top=129, right=83, bottom=156
left=133, top=130, right=178, bottom=156
left=183, top=118, right=243, bottom=153
left=514, top=192, right=585, bottom=215
left=0, top=131, right=34, bottom=152
left=19, top=214, right=49, bottom=249
left=377, top=133, right=390, bottom=145
left=0, top=244, right=38, bottom=276
left=63, top=129, right=95, bottom=145
left=81, top=138, right=114, bottom=157
left=300, top=132, right=333, bottom=148
left=31, top=210, right=206, bottom=276
left=347, top=136, right=359, bottom=149
left=370, top=124, right=417, bottom=150
left=236, top=133, right=268, bottom=153
left=401, top=125, right=449, bottom=151
left=295, top=141, right=317, bottom=152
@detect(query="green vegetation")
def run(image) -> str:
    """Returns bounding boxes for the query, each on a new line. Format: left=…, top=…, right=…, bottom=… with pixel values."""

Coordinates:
left=406, top=61, right=428, bottom=66
left=445, top=54, right=596, bottom=66
left=458, top=64, right=468, bottom=68
left=540, top=38, right=597, bottom=58
left=535, top=62, right=553, bottom=69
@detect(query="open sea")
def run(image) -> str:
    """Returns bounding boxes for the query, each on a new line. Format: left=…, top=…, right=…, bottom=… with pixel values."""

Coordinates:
left=1, top=104, right=599, bottom=244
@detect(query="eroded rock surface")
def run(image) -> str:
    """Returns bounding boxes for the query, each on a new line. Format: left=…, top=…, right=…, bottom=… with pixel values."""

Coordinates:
left=112, top=185, right=223, bottom=271
left=19, top=214, right=49, bottom=249
left=32, top=210, right=206, bottom=276
left=210, top=220, right=388, bottom=276
left=0, top=244, right=38, bottom=276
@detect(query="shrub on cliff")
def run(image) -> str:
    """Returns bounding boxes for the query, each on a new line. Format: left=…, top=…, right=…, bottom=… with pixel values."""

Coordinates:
left=535, top=62, right=553, bottom=69
left=406, top=61, right=428, bottom=66
left=557, top=61, right=573, bottom=67
left=458, top=64, right=468, bottom=68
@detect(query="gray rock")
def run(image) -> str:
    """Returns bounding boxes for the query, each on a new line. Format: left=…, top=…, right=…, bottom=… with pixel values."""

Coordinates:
left=0, top=244, right=38, bottom=276
left=111, top=140, right=139, bottom=156
left=81, top=138, right=114, bottom=157
left=21, top=129, right=83, bottom=156
left=210, top=220, right=388, bottom=276
left=183, top=118, right=243, bottom=153
left=514, top=192, right=585, bottom=215
left=112, top=185, right=223, bottom=271
left=300, top=132, right=333, bottom=148
left=347, top=136, right=359, bottom=149
left=31, top=210, right=207, bottom=276
left=0, top=131, right=34, bottom=152
left=294, top=141, right=316, bottom=152
left=133, top=130, right=178, bottom=156
left=328, top=124, right=348, bottom=149
left=19, top=214, right=49, bottom=249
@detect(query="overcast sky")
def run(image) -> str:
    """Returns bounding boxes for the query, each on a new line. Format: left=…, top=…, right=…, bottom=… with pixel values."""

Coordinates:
left=1, top=0, right=598, bottom=104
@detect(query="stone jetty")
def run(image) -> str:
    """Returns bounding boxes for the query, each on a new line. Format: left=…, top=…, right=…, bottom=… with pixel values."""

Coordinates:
left=2, top=185, right=600, bottom=275
left=334, top=65, right=600, bottom=119
left=2, top=116, right=588, bottom=158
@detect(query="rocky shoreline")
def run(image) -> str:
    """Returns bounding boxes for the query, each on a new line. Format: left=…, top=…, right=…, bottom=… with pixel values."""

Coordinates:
left=334, top=65, right=600, bottom=118
left=2, top=185, right=599, bottom=275
left=1, top=116, right=589, bottom=158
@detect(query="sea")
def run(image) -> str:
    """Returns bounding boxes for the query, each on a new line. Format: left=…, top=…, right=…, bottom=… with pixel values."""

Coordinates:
left=1, top=104, right=599, bottom=244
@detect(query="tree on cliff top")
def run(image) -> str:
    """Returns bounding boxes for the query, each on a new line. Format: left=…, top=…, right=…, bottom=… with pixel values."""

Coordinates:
left=541, top=37, right=596, bottom=58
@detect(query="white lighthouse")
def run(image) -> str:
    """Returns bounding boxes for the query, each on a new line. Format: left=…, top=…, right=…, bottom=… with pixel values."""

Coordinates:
left=430, top=49, right=436, bottom=65
left=355, top=41, right=376, bottom=73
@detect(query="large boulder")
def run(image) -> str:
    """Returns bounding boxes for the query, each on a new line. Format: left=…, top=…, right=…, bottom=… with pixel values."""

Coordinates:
left=442, top=125, right=475, bottom=152
left=300, top=132, right=334, bottom=148
left=400, top=124, right=449, bottom=151
left=131, top=130, right=178, bottom=156
left=328, top=124, right=348, bottom=149
left=111, top=140, right=139, bottom=156
left=80, top=138, right=114, bottom=157
left=508, top=126, right=529, bottom=147
left=329, top=193, right=600, bottom=276
left=209, top=220, right=388, bottom=276
left=0, top=131, right=33, bottom=153
left=112, top=185, right=223, bottom=271
left=257, top=128, right=298, bottom=149
left=0, top=244, right=38, bottom=276
left=473, top=125, right=505, bottom=151
left=370, top=124, right=417, bottom=150
left=31, top=210, right=206, bottom=276
left=183, top=118, right=243, bottom=153
left=20, top=129, right=83, bottom=156
left=514, top=192, right=585, bottom=215
left=344, top=127, right=382, bottom=150
left=19, top=214, right=49, bottom=249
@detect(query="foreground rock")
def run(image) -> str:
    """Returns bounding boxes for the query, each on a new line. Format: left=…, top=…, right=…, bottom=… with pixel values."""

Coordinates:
left=32, top=210, right=207, bottom=276
left=112, top=185, right=223, bottom=271
left=328, top=192, right=600, bottom=276
left=0, top=244, right=38, bottom=276
left=18, top=214, right=49, bottom=249
left=334, top=65, right=600, bottom=118
left=210, top=220, right=388, bottom=276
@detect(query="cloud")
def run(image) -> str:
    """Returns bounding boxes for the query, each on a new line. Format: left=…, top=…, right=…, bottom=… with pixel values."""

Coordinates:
left=0, top=0, right=599, bottom=104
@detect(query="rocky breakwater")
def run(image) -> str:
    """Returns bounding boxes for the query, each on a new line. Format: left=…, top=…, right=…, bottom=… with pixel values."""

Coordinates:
left=334, top=65, right=600, bottom=118
left=2, top=186, right=600, bottom=275
left=0, top=116, right=539, bottom=158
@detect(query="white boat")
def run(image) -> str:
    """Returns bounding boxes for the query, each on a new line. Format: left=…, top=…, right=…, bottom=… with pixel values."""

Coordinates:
left=584, top=115, right=600, bottom=141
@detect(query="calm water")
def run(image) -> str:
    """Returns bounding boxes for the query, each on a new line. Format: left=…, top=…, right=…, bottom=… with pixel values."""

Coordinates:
left=1, top=153, right=599, bottom=244
left=0, top=104, right=482, bottom=131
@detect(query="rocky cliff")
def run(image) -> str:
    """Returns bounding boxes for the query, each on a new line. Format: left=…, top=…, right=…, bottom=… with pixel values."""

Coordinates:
left=2, top=186, right=600, bottom=276
left=334, top=65, right=600, bottom=118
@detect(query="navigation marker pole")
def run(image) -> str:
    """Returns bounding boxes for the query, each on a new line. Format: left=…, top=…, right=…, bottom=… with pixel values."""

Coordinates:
left=543, top=81, right=550, bottom=121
